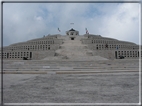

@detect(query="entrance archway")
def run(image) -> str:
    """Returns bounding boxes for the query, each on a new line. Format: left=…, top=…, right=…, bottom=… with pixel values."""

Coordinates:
left=71, top=37, right=75, bottom=40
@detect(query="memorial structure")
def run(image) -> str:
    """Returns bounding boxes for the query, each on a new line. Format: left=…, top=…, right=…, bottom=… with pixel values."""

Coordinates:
left=2, top=28, right=140, bottom=104
left=0, top=28, right=141, bottom=60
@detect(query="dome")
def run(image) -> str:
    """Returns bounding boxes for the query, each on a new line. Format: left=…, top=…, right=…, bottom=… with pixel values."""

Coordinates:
left=69, top=28, right=76, bottom=31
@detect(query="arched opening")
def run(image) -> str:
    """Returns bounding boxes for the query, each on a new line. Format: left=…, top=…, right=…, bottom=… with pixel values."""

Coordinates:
left=115, top=51, right=117, bottom=59
left=7, top=53, right=9, bottom=58
left=71, top=37, right=75, bottom=40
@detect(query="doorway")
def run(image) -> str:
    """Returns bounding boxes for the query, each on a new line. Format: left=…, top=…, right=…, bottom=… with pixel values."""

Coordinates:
left=7, top=53, right=9, bottom=58
left=71, top=37, right=75, bottom=40
left=30, top=52, right=32, bottom=59
left=115, top=51, right=117, bottom=59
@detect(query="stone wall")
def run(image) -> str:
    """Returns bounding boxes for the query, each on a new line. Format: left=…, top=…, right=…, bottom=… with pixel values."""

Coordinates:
left=92, top=49, right=141, bottom=59
left=32, top=51, right=55, bottom=60
left=81, top=34, right=141, bottom=59
left=0, top=35, right=63, bottom=60
left=92, top=50, right=115, bottom=59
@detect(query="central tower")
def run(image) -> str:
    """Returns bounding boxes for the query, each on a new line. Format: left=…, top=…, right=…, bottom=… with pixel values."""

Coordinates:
left=66, top=28, right=79, bottom=40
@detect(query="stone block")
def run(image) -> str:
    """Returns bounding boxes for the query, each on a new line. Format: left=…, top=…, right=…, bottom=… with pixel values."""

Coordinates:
left=43, top=66, right=50, bottom=69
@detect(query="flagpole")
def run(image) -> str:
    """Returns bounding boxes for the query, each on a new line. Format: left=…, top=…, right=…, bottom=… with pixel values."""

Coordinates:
left=85, top=28, right=89, bottom=34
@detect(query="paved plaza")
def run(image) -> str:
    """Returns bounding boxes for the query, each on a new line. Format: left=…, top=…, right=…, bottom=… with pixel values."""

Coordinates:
left=1, top=58, right=140, bottom=105
left=3, top=72, right=139, bottom=104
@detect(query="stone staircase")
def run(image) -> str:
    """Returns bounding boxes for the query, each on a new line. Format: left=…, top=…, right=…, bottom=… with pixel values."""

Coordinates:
left=3, top=59, right=139, bottom=71
left=43, top=36, right=108, bottom=61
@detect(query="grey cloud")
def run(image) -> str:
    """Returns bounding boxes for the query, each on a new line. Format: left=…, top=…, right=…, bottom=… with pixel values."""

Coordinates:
left=3, top=3, right=140, bottom=46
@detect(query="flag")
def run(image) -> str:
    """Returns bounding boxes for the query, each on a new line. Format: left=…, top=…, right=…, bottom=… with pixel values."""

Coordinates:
left=85, top=28, right=89, bottom=34
left=58, top=28, right=61, bottom=32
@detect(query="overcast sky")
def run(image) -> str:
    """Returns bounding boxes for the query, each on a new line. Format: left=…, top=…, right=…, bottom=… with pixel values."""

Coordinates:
left=2, top=1, right=140, bottom=46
